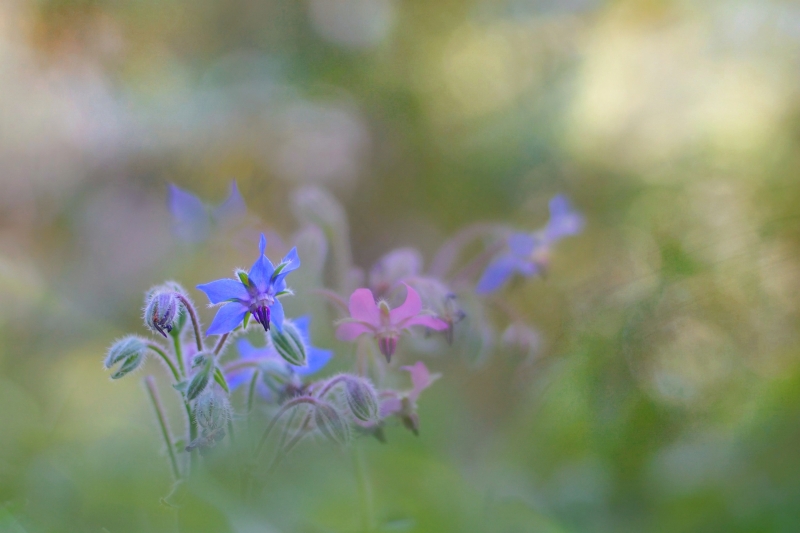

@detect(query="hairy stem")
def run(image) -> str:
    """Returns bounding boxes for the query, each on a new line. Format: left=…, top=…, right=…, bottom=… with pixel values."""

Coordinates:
left=253, top=397, right=320, bottom=461
left=353, top=445, right=375, bottom=533
left=213, top=333, right=230, bottom=356
left=146, top=343, right=181, bottom=383
left=171, top=335, right=186, bottom=379
left=175, top=294, right=204, bottom=352
left=429, top=223, right=509, bottom=278
left=246, top=370, right=260, bottom=416
left=450, top=241, right=506, bottom=287
left=144, top=376, right=181, bottom=480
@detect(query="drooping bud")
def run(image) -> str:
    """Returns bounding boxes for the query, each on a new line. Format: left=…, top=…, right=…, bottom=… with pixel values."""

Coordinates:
left=269, top=319, right=307, bottom=367
left=342, top=376, right=379, bottom=423
left=186, top=353, right=214, bottom=401
left=144, top=290, right=179, bottom=337
left=105, top=336, right=148, bottom=379
left=314, top=402, right=350, bottom=446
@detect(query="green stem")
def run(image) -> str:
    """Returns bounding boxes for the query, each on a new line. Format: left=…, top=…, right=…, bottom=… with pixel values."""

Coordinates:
left=176, top=294, right=204, bottom=353
left=253, top=397, right=320, bottom=461
left=171, top=335, right=186, bottom=379
left=144, top=376, right=181, bottom=481
left=353, top=445, right=374, bottom=532
left=247, top=370, right=260, bottom=415
left=214, top=333, right=230, bottom=356
left=146, top=343, right=180, bottom=383
left=429, top=223, right=508, bottom=278
left=450, top=241, right=506, bottom=287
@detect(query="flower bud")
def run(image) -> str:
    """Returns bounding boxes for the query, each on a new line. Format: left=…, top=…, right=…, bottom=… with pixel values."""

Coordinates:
left=291, top=186, right=347, bottom=236
left=186, top=353, right=214, bottom=401
left=193, top=389, right=232, bottom=432
left=105, top=336, right=147, bottom=379
left=314, top=402, right=350, bottom=446
left=144, top=290, right=179, bottom=337
left=500, top=323, right=540, bottom=360
left=343, top=376, right=380, bottom=423
left=369, top=248, right=423, bottom=296
left=270, top=319, right=307, bottom=367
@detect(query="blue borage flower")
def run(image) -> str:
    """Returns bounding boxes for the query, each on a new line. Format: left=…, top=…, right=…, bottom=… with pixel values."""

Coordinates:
left=197, top=234, right=300, bottom=335
left=225, top=316, right=333, bottom=390
left=476, top=194, right=584, bottom=293
left=169, top=181, right=246, bottom=243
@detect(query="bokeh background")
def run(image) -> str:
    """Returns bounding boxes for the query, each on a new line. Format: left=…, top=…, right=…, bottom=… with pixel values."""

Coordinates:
left=2, top=0, right=800, bottom=531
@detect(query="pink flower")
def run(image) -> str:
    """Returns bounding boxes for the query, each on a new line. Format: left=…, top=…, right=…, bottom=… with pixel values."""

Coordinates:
left=379, top=361, right=441, bottom=435
left=336, top=283, right=448, bottom=361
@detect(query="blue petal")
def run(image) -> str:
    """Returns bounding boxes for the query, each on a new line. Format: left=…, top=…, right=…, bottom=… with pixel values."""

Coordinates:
left=237, top=338, right=266, bottom=360
left=206, top=302, right=248, bottom=336
left=272, top=247, right=301, bottom=289
left=213, top=180, right=247, bottom=227
left=296, top=347, right=333, bottom=376
left=168, top=184, right=210, bottom=243
left=508, top=233, right=537, bottom=257
left=292, top=315, right=311, bottom=341
left=476, top=254, right=531, bottom=294
left=545, top=195, right=584, bottom=242
left=226, top=368, right=254, bottom=391
left=196, top=278, right=249, bottom=304
left=248, top=238, right=275, bottom=292
left=270, top=298, right=285, bottom=332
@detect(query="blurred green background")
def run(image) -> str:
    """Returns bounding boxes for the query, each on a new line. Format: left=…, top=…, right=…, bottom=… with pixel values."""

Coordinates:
left=2, top=0, right=800, bottom=531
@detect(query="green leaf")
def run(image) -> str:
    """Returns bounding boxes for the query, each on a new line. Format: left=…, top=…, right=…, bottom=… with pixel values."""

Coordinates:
left=213, top=367, right=230, bottom=393
left=186, top=358, right=213, bottom=400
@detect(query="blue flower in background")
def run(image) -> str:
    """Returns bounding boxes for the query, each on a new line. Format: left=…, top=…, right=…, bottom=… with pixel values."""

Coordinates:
left=169, top=181, right=246, bottom=243
left=476, top=194, right=584, bottom=293
left=226, top=316, right=333, bottom=390
left=197, top=234, right=300, bottom=335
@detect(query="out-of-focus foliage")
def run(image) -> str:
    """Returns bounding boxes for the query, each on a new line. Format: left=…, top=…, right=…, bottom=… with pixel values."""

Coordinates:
left=2, top=0, right=800, bottom=531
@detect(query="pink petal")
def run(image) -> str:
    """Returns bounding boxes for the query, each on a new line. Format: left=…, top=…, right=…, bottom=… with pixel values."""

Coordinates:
left=389, top=283, right=422, bottom=325
left=379, top=396, right=402, bottom=418
left=401, top=361, right=440, bottom=404
left=348, top=288, right=380, bottom=326
left=335, top=321, right=375, bottom=341
left=402, top=315, right=449, bottom=331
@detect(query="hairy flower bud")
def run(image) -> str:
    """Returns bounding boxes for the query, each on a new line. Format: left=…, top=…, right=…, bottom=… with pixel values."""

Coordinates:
left=369, top=248, right=423, bottom=296
left=343, top=376, right=380, bottom=423
left=314, top=402, right=350, bottom=446
left=144, top=290, right=179, bottom=337
left=270, top=319, right=307, bottom=367
left=105, top=336, right=147, bottom=379
left=500, top=323, right=540, bottom=360
left=186, top=353, right=214, bottom=401
left=193, top=389, right=232, bottom=432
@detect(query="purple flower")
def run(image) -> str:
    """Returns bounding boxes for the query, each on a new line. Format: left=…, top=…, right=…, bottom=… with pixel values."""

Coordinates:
left=168, top=181, right=246, bottom=243
left=335, top=284, right=449, bottom=361
left=196, top=234, right=300, bottom=335
left=476, top=194, right=583, bottom=293
left=225, top=316, right=333, bottom=390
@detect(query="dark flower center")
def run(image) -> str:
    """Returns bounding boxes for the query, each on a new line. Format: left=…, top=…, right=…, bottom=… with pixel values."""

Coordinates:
left=252, top=304, right=271, bottom=331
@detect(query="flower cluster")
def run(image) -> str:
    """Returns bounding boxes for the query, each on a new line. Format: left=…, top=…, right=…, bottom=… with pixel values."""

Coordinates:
left=104, top=182, right=582, bottom=486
